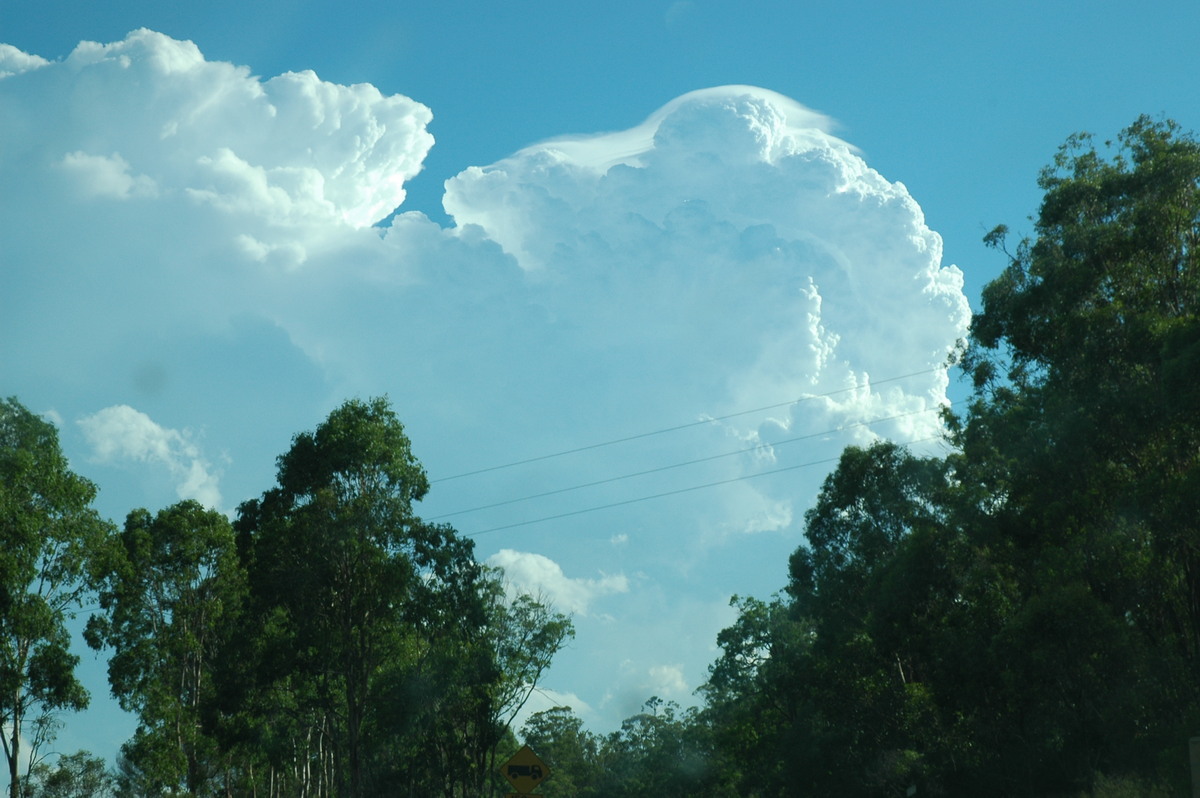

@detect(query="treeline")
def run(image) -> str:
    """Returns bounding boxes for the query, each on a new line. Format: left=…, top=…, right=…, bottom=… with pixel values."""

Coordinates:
left=1, top=397, right=573, bottom=797
left=508, top=117, right=1200, bottom=797
left=4, top=116, right=1200, bottom=798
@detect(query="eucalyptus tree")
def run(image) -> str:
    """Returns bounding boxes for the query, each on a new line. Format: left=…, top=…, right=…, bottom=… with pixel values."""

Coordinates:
left=593, top=698, right=710, bottom=798
left=957, top=116, right=1200, bottom=789
left=86, top=500, right=245, bottom=795
left=232, top=397, right=486, bottom=797
left=0, top=398, right=110, bottom=798
left=520, top=706, right=601, bottom=798
left=24, top=751, right=115, bottom=798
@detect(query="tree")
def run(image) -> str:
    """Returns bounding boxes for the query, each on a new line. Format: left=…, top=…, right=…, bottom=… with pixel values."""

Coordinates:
left=0, top=398, right=110, bottom=798
left=520, top=706, right=600, bottom=797
left=699, top=595, right=813, bottom=796
left=489, top=587, right=575, bottom=737
left=24, top=751, right=115, bottom=798
left=230, top=397, right=487, bottom=797
left=86, top=500, right=245, bottom=795
left=959, top=117, right=1200, bottom=791
left=593, top=698, right=709, bottom=797
left=779, top=443, right=954, bottom=797
left=713, top=117, right=1200, bottom=795
left=416, top=582, right=574, bottom=798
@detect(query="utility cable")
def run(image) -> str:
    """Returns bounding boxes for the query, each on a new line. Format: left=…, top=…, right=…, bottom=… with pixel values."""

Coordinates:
left=430, top=404, right=955, bottom=522
left=462, top=434, right=948, bottom=537
left=432, top=366, right=946, bottom=484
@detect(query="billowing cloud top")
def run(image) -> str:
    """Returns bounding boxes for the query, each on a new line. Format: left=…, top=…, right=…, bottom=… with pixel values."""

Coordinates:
left=442, top=84, right=968, bottom=451
left=3, top=29, right=432, bottom=228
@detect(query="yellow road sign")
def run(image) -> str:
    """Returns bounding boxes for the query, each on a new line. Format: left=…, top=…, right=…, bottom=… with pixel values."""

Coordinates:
left=499, top=744, right=551, bottom=794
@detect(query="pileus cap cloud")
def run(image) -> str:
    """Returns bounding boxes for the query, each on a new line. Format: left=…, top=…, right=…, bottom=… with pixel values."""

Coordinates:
left=511, top=86, right=840, bottom=172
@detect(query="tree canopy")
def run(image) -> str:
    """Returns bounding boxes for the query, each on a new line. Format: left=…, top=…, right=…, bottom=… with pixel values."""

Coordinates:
left=0, top=398, right=111, bottom=798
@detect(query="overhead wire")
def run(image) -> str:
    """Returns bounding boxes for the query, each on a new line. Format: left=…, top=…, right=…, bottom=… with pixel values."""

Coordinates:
left=429, top=403, right=957, bottom=522
left=430, top=366, right=947, bottom=484
left=460, top=434, right=949, bottom=537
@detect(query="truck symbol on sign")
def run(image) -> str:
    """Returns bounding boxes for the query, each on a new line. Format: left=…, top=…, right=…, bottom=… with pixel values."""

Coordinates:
left=507, top=764, right=543, bottom=781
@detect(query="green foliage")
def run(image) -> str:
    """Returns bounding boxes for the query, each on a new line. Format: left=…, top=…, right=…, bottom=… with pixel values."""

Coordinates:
left=593, top=698, right=713, bottom=797
left=86, top=500, right=244, bottom=795
left=957, top=117, right=1200, bottom=793
left=24, top=751, right=114, bottom=798
left=222, top=398, right=457, bottom=796
left=0, top=398, right=111, bottom=798
left=210, top=397, right=573, bottom=797
left=520, top=706, right=601, bottom=797
left=490, top=587, right=576, bottom=729
left=0, top=395, right=574, bottom=797
left=367, top=119, right=1200, bottom=796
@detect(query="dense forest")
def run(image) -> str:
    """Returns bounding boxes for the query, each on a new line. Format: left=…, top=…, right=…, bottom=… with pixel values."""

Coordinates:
left=3, top=116, right=1199, bottom=797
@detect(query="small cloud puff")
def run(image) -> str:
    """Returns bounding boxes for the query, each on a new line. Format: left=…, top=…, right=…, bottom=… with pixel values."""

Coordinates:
left=646, top=664, right=689, bottom=698
left=486, top=549, right=629, bottom=616
left=78, top=405, right=222, bottom=509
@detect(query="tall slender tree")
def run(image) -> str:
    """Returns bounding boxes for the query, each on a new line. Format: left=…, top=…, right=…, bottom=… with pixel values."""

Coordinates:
left=0, top=398, right=111, bottom=798
left=86, top=500, right=245, bottom=795
left=231, top=397, right=485, bottom=797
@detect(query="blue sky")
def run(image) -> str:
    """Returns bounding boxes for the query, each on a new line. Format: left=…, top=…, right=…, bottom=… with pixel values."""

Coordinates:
left=4, top=0, right=1200, bottom=776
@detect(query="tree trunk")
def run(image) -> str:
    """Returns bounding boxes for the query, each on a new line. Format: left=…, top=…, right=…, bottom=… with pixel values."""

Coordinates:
left=347, top=676, right=363, bottom=798
left=7, top=701, right=19, bottom=798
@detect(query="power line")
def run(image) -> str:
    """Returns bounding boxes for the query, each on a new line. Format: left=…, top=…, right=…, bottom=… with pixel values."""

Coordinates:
left=461, top=434, right=948, bottom=538
left=430, top=404, right=955, bottom=522
left=432, top=367, right=946, bottom=484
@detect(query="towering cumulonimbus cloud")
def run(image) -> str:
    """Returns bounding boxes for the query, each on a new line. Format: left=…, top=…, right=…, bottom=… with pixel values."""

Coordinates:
left=2, top=29, right=970, bottom=736
left=438, top=85, right=969, bottom=491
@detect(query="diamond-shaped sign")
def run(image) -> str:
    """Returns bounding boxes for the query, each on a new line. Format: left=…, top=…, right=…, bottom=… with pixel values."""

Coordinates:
left=499, top=745, right=550, bottom=794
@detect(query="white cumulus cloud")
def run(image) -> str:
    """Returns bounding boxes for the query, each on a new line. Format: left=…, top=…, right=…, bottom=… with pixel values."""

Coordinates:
left=0, top=43, right=47, bottom=78
left=432, top=85, right=969, bottom=541
left=78, top=405, right=222, bottom=509
left=645, top=664, right=689, bottom=698
left=3, top=28, right=431, bottom=230
left=486, top=549, right=629, bottom=616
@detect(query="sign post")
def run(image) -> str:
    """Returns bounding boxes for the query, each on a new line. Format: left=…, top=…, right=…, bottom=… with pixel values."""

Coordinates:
left=499, top=744, right=551, bottom=796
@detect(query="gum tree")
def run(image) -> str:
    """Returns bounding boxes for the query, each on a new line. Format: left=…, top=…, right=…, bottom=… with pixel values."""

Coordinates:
left=232, top=397, right=486, bottom=797
left=86, top=500, right=245, bottom=795
left=0, top=398, right=111, bottom=798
